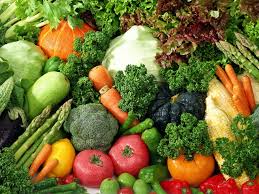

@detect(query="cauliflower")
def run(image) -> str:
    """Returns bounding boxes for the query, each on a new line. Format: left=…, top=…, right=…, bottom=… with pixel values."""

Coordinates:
left=64, top=103, right=118, bottom=151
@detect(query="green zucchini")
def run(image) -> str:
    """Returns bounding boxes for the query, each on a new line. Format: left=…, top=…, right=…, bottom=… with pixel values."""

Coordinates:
left=0, top=76, right=14, bottom=115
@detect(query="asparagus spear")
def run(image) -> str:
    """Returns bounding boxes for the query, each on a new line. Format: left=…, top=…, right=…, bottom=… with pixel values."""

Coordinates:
left=218, top=41, right=259, bottom=80
left=10, top=105, right=52, bottom=152
left=23, top=100, right=72, bottom=168
left=236, top=41, right=259, bottom=69
left=216, top=42, right=241, bottom=65
left=16, top=132, right=46, bottom=168
left=235, top=32, right=259, bottom=58
left=14, top=105, right=62, bottom=161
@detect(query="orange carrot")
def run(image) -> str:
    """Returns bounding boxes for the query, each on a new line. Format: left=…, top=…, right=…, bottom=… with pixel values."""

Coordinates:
left=100, top=87, right=138, bottom=125
left=242, top=76, right=256, bottom=111
left=225, top=64, right=251, bottom=115
left=29, top=144, right=52, bottom=177
left=215, top=65, right=233, bottom=94
left=89, top=65, right=113, bottom=91
left=225, top=64, right=240, bottom=86
left=33, top=159, right=59, bottom=183
left=232, top=94, right=251, bottom=117
left=232, top=85, right=251, bottom=116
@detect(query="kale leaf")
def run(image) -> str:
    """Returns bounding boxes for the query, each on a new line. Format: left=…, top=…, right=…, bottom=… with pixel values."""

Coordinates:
left=0, top=148, right=33, bottom=194
left=160, top=58, right=216, bottom=93
left=157, top=113, right=213, bottom=160
left=115, top=64, right=159, bottom=119
left=215, top=115, right=259, bottom=179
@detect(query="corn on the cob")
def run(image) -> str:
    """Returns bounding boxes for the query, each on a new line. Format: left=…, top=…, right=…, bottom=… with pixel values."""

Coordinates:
left=205, top=79, right=250, bottom=187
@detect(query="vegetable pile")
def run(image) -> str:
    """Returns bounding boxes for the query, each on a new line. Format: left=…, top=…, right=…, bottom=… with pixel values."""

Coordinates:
left=0, top=0, right=259, bottom=194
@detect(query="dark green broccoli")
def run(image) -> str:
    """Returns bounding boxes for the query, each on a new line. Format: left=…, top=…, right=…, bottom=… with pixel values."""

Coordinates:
left=157, top=113, right=213, bottom=160
left=114, top=64, right=159, bottom=119
left=64, top=103, right=119, bottom=151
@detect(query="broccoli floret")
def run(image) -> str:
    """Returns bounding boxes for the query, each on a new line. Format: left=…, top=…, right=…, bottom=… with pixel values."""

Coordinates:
left=114, top=64, right=159, bottom=119
left=64, top=103, right=119, bottom=151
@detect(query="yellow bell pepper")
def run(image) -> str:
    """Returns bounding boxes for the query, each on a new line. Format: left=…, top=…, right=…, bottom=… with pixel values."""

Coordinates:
left=45, top=138, right=75, bottom=178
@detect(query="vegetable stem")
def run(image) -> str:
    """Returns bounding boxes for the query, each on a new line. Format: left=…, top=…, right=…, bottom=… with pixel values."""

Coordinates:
left=10, top=105, right=52, bottom=153
left=36, top=20, right=49, bottom=28
left=4, top=17, right=19, bottom=27
left=14, top=105, right=61, bottom=161
left=0, top=2, right=16, bottom=23
left=16, top=132, right=45, bottom=168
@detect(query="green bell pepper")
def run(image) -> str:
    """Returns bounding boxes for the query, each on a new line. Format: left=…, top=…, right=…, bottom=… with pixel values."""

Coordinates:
left=43, top=56, right=61, bottom=74
left=138, top=165, right=169, bottom=194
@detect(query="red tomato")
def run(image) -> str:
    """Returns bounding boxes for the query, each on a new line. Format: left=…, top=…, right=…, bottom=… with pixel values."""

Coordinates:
left=73, top=150, right=114, bottom=187
left=108, top=134, right=149, bottom=176
left=118, top=187, right=134, bottom=194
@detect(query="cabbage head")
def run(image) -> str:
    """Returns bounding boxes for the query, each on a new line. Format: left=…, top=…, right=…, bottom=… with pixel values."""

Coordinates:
left=0, top=40, right=47, bottom=90
left=102, top=25, right=162, bottom=81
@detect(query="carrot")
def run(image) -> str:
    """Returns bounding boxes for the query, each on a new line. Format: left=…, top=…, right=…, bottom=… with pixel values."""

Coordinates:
left=33, top=159, right=59, bottom=183
left=89, top=65, right=113, bottom=91
left=225, top=64, right=240, bottom=86
left=29, top=144, right=52, bottom=177
left=225, top=64, right=251, bottom=115
left=100, top=86, right=138, bottom=125
left=215, top=65, right=233, bottom=94
left=242, top=76, right=256, bottom=111
left=232, top=94, right=251, bottom=117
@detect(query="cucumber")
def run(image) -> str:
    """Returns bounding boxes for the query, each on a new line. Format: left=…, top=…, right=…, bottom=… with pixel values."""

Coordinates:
left=33, top=178, right=57, bottom=191
left=0, top=77, right=14, bottom=115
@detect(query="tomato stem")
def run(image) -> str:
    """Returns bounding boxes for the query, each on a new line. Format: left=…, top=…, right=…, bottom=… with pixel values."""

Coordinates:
left=90, top=154, right=103, bottom=166
left=122, top=145, right=133, bottom=157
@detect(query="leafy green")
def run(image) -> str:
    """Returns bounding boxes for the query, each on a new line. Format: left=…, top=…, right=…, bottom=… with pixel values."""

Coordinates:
left=74, top=30, right=111, bottom=65
left=11, top=24, right=40, bottom=44
left=59, top=55, right=99, bottom=107
left=0, top=148, right=33, bottom=194
left=79, top=0, right=120, bottom=37
left=0, top=40, right=47, bottom=90
left=157, top=113, right=213, bottom=160
left=160, top=58, right=216, bottom=93
left=0, top=57, right=13, bottom=85
left=106, top=0, right=157, bottom=17
left=215, top=115, right=259, bottom=179
left=71, top=77, right=99, bottom=107
left=115, top=64, right=159, bottom=119
left=191, top=42, right=225, bottom=62
left=243, top=19, right=259, bottom=47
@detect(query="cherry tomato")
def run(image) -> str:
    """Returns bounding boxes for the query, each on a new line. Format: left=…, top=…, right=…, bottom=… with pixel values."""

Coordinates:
left=118, top=187, right=134, bottom=194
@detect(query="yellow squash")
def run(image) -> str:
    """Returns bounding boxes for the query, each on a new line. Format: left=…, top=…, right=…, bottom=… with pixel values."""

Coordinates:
left=45, top=138, right=76, bottom=178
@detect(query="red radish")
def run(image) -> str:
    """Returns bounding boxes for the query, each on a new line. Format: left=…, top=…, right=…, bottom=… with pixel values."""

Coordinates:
left=108, top=134, right=149, bottom=176
left=73, top=150, right=114, bottom=187
left=118, top=187, right=134, bottom=194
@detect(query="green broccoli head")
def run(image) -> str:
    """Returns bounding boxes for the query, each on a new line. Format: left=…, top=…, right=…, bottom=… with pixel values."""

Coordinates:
left=64, top=103, right=119, bottom=151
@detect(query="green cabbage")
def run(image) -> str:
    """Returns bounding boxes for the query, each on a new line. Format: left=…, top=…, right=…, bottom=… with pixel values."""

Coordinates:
left=0, top=40, right=47, bottom=90
left=102, top=25, right=162, bottom=80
